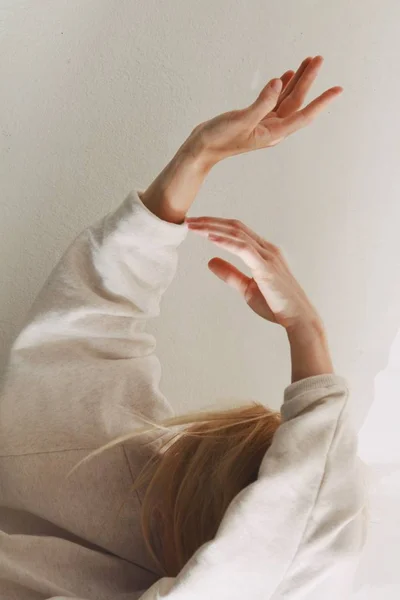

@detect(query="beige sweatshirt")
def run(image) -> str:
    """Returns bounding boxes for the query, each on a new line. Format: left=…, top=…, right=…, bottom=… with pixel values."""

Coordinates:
left=0, top=190, right=367, bottom=600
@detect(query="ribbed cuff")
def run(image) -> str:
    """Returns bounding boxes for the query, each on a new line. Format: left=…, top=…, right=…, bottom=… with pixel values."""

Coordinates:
left=284, top=374, right=348, bottom=404
left=129, top=189, right=189, bottom=241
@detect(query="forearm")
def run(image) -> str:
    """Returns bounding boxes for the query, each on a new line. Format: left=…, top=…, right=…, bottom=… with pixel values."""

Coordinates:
left=14, top=191, right=188, bottom=359
left=140, top=133, right=335, bottom=386
left=286, top=321, right=334, bottom=383
left=140, top=135, right=213, bottom=224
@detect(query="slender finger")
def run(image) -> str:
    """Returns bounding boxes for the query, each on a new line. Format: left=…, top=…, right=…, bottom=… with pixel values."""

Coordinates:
left=207, top=234, right=265, bottom=271
left=268, top=86, right=343, bottom=138
left=188, top=218, right=259, bottom=240
left=188, top=222, right=263, bottom=249
left=276, top=55, right=324, bottom=117
left=186, top=215, right=229, bottom=224
left=273, top=57, right=313, bottom=111
left=208, top=257, right=251, bottom=296
left=266, top=72, right=295, bottom=119
left=280, top=70, right=295, bottom=92
left=187, top=218, right=276, bottom=253
left=244, top=78, right=283, bottom=125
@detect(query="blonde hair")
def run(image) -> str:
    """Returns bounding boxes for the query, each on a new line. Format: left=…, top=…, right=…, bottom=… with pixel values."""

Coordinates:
left=69, top=402, right=281, bottom=577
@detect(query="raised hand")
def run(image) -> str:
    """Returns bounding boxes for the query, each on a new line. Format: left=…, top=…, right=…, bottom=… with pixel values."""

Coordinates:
left=188, top=56, right=342, bottom=166
left=140, top=56, right=342, bottom=225
left=186, top=215, right=322, bottom=332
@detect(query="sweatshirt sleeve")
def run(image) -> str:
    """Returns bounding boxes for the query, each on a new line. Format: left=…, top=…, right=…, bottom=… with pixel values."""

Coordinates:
left=1, top=190, right=188, bottom=455
left=136, top=375, right=367, bottom=600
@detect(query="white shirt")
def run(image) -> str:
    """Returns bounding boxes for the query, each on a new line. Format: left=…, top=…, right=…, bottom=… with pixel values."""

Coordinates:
left=0, top=190, right=367, bottom=599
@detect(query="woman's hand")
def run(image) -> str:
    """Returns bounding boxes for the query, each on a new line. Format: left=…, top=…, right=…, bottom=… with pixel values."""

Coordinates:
left=186, top=215, right=321, bottom=333
left=141, top=55, right=342, bottom=225
left=186, top=215, right=334, bottom=381
left=187, top=55, right=342, bottom=167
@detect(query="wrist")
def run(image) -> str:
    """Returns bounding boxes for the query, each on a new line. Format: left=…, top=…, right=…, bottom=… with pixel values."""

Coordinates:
left=140, top=141, right=212, bottom=224
left=286, top=320, right=334, bottom=383
left=179, top=132, right=216, bottom=175
left=286, top=317, right=326, bottom=345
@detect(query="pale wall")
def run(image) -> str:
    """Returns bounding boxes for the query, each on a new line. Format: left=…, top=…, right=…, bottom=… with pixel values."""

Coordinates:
left=2, top=1, right=400, bottom=416
left=1, top=1, right=400, bottom=597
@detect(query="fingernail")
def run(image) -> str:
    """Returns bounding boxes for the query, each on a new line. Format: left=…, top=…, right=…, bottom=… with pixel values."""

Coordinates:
left=270, top=79, right=282, bottom=92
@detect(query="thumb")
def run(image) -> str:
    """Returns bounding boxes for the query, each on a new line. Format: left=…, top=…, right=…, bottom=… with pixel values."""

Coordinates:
left=244, top=78, right=283, bottom=125
left=208, top=257, right=251, bottom=296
